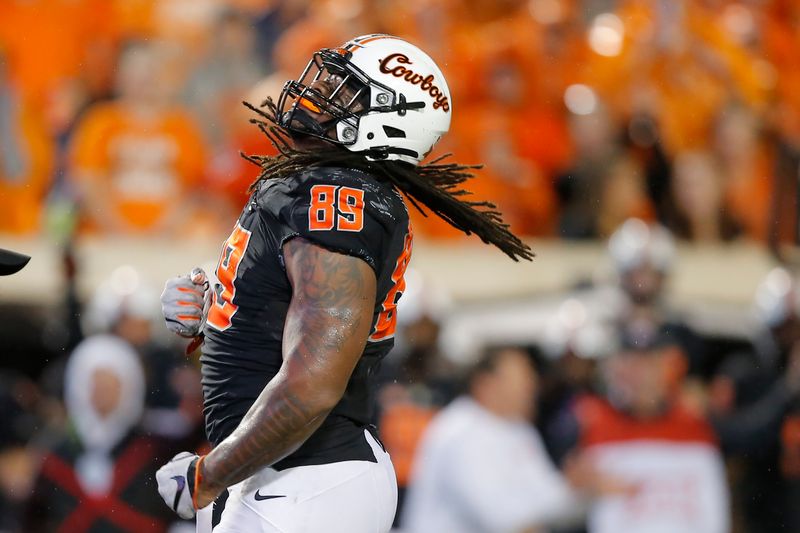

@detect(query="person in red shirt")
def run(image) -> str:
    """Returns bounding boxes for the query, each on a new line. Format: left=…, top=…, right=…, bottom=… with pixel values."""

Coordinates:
left=555, top=331, right=730, bottom=533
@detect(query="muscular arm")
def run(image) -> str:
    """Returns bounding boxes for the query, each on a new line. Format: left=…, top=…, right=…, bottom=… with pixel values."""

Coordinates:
left=195, top=237, right=377, bottom=506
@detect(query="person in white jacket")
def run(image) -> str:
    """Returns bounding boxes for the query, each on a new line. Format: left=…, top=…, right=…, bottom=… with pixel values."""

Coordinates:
left=401, top=346, right=589, bottom=533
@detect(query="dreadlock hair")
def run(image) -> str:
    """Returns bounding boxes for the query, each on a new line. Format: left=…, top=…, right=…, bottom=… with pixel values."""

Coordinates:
left=242, top=99, right=534, bottom=262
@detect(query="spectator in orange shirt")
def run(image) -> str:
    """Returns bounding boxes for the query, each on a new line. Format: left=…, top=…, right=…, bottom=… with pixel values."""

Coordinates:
left=0, top=50, right=54, bottom=235
left=69, top=41, right=207, bottom=236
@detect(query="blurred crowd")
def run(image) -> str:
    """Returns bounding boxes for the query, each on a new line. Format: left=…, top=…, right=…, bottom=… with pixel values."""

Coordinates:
left=383, top=218, right=800, bottom=533
left=3, top=0, right=800, bottom=532
left=3, top=218, right=800, bottom=532
left=1, top=0, right=799, bottom=242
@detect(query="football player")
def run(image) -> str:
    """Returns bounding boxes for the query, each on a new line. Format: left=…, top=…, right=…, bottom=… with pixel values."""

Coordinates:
left=157, top=34, right=532, bottom=532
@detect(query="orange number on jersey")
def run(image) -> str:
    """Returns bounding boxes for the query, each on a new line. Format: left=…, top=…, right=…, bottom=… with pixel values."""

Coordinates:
left=308, top=185, right=364, bottom=232
left=309, top=185, right=337, bottom=231
left=207, top=223, right=252, bottom=332
left=370, top=223, right=413, bottom=342
left=337, top=187, right=364, bottom=232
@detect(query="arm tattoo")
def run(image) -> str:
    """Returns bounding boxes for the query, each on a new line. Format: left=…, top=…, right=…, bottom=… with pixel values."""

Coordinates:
left=201, top=237, right=376, bottom=492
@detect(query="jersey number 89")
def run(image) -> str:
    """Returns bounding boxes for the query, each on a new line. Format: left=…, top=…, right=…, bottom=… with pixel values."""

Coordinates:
left=309, top=185, right=365, bottom=232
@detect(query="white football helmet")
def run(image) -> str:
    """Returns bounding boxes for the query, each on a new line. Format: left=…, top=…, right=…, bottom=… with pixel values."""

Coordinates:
left=608, top=218, right=676, bottom=273
left=276, top=34, right=452, bottom=165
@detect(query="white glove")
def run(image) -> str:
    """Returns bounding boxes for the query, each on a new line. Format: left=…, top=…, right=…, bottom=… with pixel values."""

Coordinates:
left=161, top=268, right=211, bottom=338
left=156, top=451, right=200, bottom=519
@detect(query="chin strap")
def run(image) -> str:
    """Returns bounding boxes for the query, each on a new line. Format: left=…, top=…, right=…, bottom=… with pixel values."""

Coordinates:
left=363, top=145, right=420, bottom=161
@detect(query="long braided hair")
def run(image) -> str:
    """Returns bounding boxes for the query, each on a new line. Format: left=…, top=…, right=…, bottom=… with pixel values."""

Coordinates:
left=243, top=99, right=534, bottom=262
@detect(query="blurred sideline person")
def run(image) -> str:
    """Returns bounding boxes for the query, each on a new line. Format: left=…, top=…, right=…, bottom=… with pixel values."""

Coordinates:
left=607, top=218, right=706, bottom=375
left=84, top=272, right=204, bottom=444
left=539, top=305, right=619, bottom=465
left=375, top=272, right=456, bottom=527
left=556, top=333, right=730, bottom=533
left=707, top=267, right=800, bottom=532
left=156, top=34, right=532, bottom=533
left=0, top=372, right=41, bottom=532
left=402, top=347, right=591, bottom=533
left=24, top=335, right=178, bottom=532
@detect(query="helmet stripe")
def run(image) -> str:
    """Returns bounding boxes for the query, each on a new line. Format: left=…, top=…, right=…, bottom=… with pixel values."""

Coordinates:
left=356, top=35, right=393, bottom=45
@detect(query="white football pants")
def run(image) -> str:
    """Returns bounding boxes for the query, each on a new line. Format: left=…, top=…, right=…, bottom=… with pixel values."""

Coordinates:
left=196, top=430, right=397, bottom=533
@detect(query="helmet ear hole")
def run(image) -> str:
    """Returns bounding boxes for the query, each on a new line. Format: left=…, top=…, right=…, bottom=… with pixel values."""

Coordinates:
left=382, top=125, right=406, bottom=138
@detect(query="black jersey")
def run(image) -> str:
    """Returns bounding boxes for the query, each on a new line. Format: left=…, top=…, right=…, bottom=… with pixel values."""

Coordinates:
left=200, top=166, right=411, bottom=469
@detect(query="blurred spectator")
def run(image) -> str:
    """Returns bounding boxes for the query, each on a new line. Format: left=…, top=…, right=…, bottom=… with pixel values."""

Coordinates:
left=607, top=218, right=707, bottom=375
left=249, top=0, right=307, bottom=72
left=378, top=384, right=437, bottom=530
left=713, top=105, right=773, bottom=242
left=185, top=8, right=264, bottom=149
left=376, top=271, right=456, bottom=526
left=68, top=41, right=208, bottom=236
left=667, top=151, right=741, bottom=243
left=111, top=0, right=233, bottom=51
left=558, top=333, right=730, bottom=533
left=539, top=306, right=619, bottom=464
left=203, top=77, right=284, bottom=212
left=556, top=108, right=620, bottom=239
left=83, top=268, right=204, bottom=444
left=0, top=50, right=55, bottom=235
left=449, top=44, right=565, bottom=237
left=24, top=335, right=178, bottom=532
left=0, top=373, right=43, bottom=532
left=707, top=267, right=800, bottom=532
left=269, top=0, right=381, bottom=79
left=382, top=286, right=458, bottom=407
left=402, top=346, right=589, bottom=533
left=379, top=312, right=455, bottom=404
left=377, top=315, right=453, bottom=525
left=189, top=9, right=271, bottom=212
left=596, top=154, right=655, bottom=238
left=588, top=0, right=766, bottom=156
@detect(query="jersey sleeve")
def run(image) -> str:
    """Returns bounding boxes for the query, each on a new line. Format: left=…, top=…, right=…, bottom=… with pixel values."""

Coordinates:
left=262, top=171, right=397, bottom=274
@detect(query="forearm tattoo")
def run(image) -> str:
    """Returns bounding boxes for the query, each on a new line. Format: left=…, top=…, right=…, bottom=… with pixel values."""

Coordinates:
left=201, top=238, right=376, bottom=492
